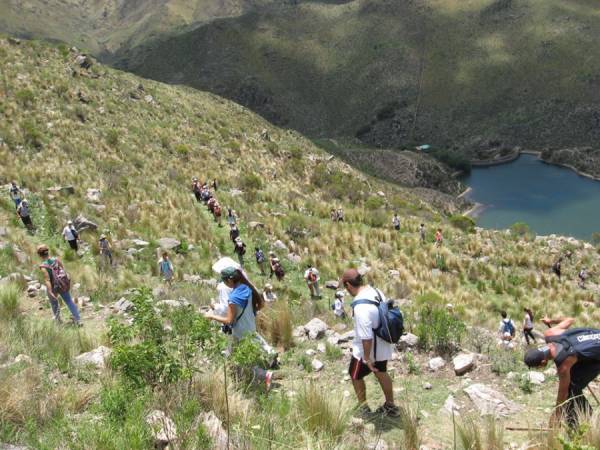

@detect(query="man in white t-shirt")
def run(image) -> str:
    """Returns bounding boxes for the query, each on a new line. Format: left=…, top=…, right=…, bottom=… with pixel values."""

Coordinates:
left=304, top=265, right=321, bottom=298
left=340, top=268, right=399, bottom=417
left=62, top=220, right=79, bottom=251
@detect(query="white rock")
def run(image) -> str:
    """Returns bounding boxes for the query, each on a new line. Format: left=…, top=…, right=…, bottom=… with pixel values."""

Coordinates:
left=74, top=346, right=112, bottom=369
left=112, top=297, right=134, bottom=313
left=544, top=367, right=557, bottom=377
left=273, top=240, right=288, bottom=251
left=305, top=349, right=316, bottom=356
left=156, top=299, right=191, bottom=309
left=428, top=357, right=446, bottom=372
left=464, top=383, right=521, bottom=417
left=130, top=239, right=150, bottom=247
left=442, top=395, right=461, bottom=416
left=337, top=330, right=355, bottom=342
left=157, top=237, right=181, bottom=250
left=399, top=333, right=419, bottom=347
left=317, top=343, right=326, bottom=353
left=423, top=382, right=433, bottom=390
left=526, top=371, right=545, bottom=385
left=453, top=353, right=475, bottom=376
left=145, top=410, right=177, bottom=447
left=14, top=354, right=32, bottom=364
left=388, top=269, right=400, bottom=278
left=311, top=359, right=324, bottom=372
left=199, top=411, right=229, bottom=450
left=287, top=253, right=302, bottom=264
left=304, top=318, right=328, bottom=340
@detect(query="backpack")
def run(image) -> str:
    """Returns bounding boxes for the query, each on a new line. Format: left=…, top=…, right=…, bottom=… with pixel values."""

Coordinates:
left=71, top=227, right=79, bottom=239
left=42, top=258, right=71, bottom=294
left=256, top=250, right=265, bottom=263
left=552, top=262, right=560, bottom=273
left=351, top=288, right=404, bottom=345
left=502, top=319, right=516, bottom=337
left=308, top=270, right=318, bottom=283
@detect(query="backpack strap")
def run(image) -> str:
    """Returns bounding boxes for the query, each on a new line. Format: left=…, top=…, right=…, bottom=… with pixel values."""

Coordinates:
left=351, top=290, right=384, bottom=360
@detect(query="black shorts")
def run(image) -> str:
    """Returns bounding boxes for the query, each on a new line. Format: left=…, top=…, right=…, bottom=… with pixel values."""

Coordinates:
left=68, top=239, right=78, bottom=250
left=348, top=356, right=387, bottom=380
left=394, top=225, right=400, bottom=230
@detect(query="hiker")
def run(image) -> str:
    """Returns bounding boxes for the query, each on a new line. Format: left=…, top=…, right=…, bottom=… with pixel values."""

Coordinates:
left=340, top=268, right=399, bottom=417
left=74, top=53, right=92, bottom=70
left=229, top=224, right=240, bottom=243
left=204, top=267, right=273, bottom=388
left=578, top=268, right=588, bottom=289
left=212, top=179, right=218, bottom=191
left=498, top=310, right=516, bottom=348
left=330, top=209, right=338, bottom=222
left=207, top=197, right=217, bottom=214
left=523, top=307, right=536, bottom=345
left=392, top=214, right=400, bottom=231
left=37, top=244, right=81, bottom=326
left=62, top=220, right=79, bottom=252
left=263, top=283, right=277, bottom=303
left=304, top=265, right=321, bottom=299
left=16, top=199, right=34, bottom=232
left=269, top=255, right=285, bottom=281
left=337, top=208, right=344, bottom=222
left=419, top=224, right=426, bottom=244
left=226, top=208, right=237, bottom=226
left=192, top=177, right=202, bottom=203
left=255, top=247, right=266, bottom=275
left=333, top=291, right=346, bottom=319
left=99, top=234, right=113, bottom=267
left=565, top=250, right=573, bottom=261
left=234, top=237, right=247, bottom=267
left=9, top=181, right=22, bottom=208
left=435, top=228, right=443, bottom=247
left=158, top=252, right=174, bottom=286
left=213, top=201, right=223, bottom=226
left=552, top=257, right=563, bottom=281
left=524, top=317, right=600, bottom=428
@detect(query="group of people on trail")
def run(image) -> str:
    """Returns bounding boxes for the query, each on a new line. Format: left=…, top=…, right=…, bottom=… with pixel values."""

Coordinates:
left=498, top=308, right=537, bottom=348
left=193, top=178, right=223, bottom=225
left=330, top=208, right=344, bottom=222
left=552, top=251, right=589, bottom=289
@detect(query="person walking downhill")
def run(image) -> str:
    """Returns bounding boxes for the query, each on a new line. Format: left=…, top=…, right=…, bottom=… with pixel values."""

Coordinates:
left=255, top=247, right=266, bottom=275
left=226, top=208, right=237, bottom=227
left=213, top=201, right=223, bottom=227
left=337, top=208, right=345, bottom=222
left=552, top=257, right=563, bottom=282
left=16, top=199, right=34, bottom=232
left=9, top=181, right=22, bottom=209
left=99, top=234, right=113, bottom=268
left=234, top=237, right=247, bottom=267
left=498, top=310, right=516, bottom=349
left=37, top=245, right=81, bottom=326
left=62, top=220, right=79, bottom=252
left=158, top=252, right=174, bottom=287
left=340, top=268, right=400, bottom=417
left=304, top=264, right=321, bottom=299
left=435, top=228, right=443, bottom=247
left=262, top=283, right=277, bottom=303
left=392, top=213, right=400, bottom=231
left=523, top=307, right=536, bottom=345
left=419, top=223, right=426, bottom=244
left=269, top=254, right=285, bottom=281
left=330, top=209, right=338, bottom=222
left=524, top=317, right=600, bottom=428
left=333, top=291, right=347, bottom=319
left=229, top=224, right=240, bottom=243
left=192, top=177, right=202, bottom=203
left=578, top=267, right=588, bottom=289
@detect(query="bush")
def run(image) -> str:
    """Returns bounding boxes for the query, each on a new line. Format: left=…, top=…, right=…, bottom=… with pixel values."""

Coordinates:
left=364, top=196, right=385, bottom=210
left=0, top=283, right=20, bottom=320
left=174, top=143, right=190, bottom=157
left=21, top=119, right=43, bottom=149
left=15, top=89, right=35, bottom=107
left=230, top=335, right=270, bottom=370
left=510, top=222, right=532, bottom=238
left=415, top=306, right=465, bottom=355
left=431, top=149, right=472, bottom=173
left=106, top=129, right=119, bottom=148
left=240, top=173, right=263, bottom=191
left=449, top=215, right=475, bottom=233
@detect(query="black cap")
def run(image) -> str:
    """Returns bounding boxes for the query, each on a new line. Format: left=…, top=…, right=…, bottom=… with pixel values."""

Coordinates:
left=524, top=347, right=548, bottom=367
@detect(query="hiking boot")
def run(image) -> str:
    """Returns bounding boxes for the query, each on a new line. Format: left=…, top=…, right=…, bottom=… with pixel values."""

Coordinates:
left=355, top=404, right=372, bottom=418
left=375, top=403, right=400, bottom=418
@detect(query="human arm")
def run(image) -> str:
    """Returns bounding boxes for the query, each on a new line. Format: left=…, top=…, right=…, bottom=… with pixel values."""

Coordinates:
left=543, top=317, right=575, bottom=339
left=40, top=266, right=57, bottom=300
left=361, top=339, right=379, bottom=372
left=204, top=303, right=236, bottom=325
left=550, top=355, right=577, bottom=426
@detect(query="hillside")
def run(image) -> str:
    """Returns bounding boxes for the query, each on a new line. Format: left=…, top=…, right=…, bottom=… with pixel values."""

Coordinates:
left=2, top=38, right=600, bottom=449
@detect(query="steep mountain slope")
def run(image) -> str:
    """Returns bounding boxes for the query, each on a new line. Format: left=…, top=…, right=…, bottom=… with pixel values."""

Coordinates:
left=2, top=37, right=600, bottom=449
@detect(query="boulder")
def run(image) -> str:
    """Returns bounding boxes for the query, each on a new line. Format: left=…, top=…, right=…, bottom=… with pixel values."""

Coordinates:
left=399, top=333, right=419, bottom=349
left=337, top=330, right=355, bottom=343
left=86, top=188, right=102, bottom=203
left=157, top=237, right=181, bottom=250
left=325, top=280, right=339, bottom=290
left=273, top=240, right=288, bottom=251
left=525, top=371, right=545, bottom=385
left=73, top=215, right=98, bottom=232
left=453, top=353, right=475, bottom=376
left=145, top=410, right=177, bottom=449
left=304, top=318, right=328, bottom=340
left=311, top=359, right=324, bottom=372
left=46, top=185, right=75, bottom=195
left=74, top=346, right=112, bottom=369
left=287, top=253, right=302, bottom=264
left=428, top=357, right=446, bottom=372
left=13, top=248, right=28, bottom=265
left=464, top=384, right=520, bottom=417
left=248, top=221, right=265, bottom=230
left=327, top=334, right=340, bottom=346
left=112, top=297, right=134, bottom=313
left=199, top=411, right=229, bottom=450
left=130, top=239, right=150, bottom=247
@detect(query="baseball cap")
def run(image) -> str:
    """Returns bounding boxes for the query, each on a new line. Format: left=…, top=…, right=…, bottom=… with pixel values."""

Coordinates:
left=220, top=266, right=238, bottom=281
left=524, top=347, right=549, bottom=367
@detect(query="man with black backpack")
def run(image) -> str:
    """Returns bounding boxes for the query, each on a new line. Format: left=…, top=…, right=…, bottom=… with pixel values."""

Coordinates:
left=37, top=244, right=81, bottom=326
left=340, top=268, right=401, bottom=417
left=498, top=310, right=516, bottom=348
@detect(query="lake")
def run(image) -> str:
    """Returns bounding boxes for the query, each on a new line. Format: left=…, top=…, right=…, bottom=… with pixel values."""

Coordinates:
left=462, top=153, right=600, bottom=240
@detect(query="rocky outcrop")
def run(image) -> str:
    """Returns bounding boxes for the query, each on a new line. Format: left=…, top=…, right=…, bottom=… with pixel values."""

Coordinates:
left=74, top=346, right=112, bottom=369
left=145, top=410, right=177, bottom=449
left=464, top=383, right=520, bottom=417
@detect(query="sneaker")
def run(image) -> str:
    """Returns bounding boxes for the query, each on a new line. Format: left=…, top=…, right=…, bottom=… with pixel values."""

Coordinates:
left=265, top=371, right=273, bottom=391
left=355, top=404, right=372, bottom=418
left=375, top=403, right=400, bottom=418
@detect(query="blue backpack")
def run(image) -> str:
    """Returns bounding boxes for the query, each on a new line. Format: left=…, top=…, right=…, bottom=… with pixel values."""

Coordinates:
left=502, top=319, right=515, bottom=336
left=351, top=288, right=404, bottom=344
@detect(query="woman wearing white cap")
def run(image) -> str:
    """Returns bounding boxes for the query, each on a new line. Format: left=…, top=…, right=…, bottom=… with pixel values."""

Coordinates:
left=62, top=220, right=79, bottom=251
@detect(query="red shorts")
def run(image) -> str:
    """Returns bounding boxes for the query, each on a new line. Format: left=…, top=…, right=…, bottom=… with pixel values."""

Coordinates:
left=348, top=356, right=388, bottom=380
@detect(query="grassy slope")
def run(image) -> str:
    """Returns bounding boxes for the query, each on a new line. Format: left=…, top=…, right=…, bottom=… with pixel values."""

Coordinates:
left=116, top=0, right=600, bottom=156
left=1, top=38, right=600, bottom=448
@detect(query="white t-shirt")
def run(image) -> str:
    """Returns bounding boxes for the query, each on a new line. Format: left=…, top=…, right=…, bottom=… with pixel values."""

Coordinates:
left=304, top=268, right=319, bottom=282
left=334, top=298, right=345, bottom=316
left=214, top=282, right=232, bottom=315
left=62, top=226, right=76, bottom=241
left=351, top=286, right=393, bottom=362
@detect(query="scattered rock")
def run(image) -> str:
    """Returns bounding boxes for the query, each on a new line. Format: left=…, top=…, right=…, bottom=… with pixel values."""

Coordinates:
left=325, top=280, right=339, bottom=290
left=248, top=221, right=265, bottom=230
left=0, top=444, right=30, bottom=450
left=74, top=346, right=112, bottom=369
left=304, top=318, right=328, bottom=340
left=86, top=188, right=102, bottom=203
left=0, top=227, right=7, bottom=237
left=199, top=411, right=228, bottom=450
left=130, top=239, right=150, bottom=247
left=157, top=237, right=181, bottom=251
left=89, top=204, right=106, bottom=213
left=464, top=383, right=521, bottom=417
left=337, top=330, right=355, bottom=342
left=442, top=395, right=461, bottom=416
left=112, top=297, right=134, bottom=313
left=423, top=382, right=433, bottom=390
left=453, top=353, right=475, bottom=376
left=273, top=240, right=288, bottom=251
left=73, top=215, right=98, bottom=232
left=544, top=367, right=557, bottom=377
left=13, top=248, right=28, bottom=265
left=305, top=349, right=316, bottom=356
left=156, top=299, right=191, bottom=309
left=46, top=185, right=75, bottom=195
left=428, top=357, right=446, bottom=372
left=311, top=359, right=324, bottom=371
left=75, top=296, right=90, bottom=307
left=388, top=269, right=400, bottom=278
left=317, top=343, right=326, bottom=353
left=145, top=410, right=177, bottom=449
left=525, top=371, right=545, bottom=385
left=431, top=269, right=441, bottom=277
left=399, top=333, right=419, bottom=349
left=14, top=354, right=32, bottom=364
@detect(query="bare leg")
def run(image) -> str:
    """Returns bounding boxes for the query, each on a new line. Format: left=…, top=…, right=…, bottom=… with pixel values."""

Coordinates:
left=352, top=379, right=367, bottom=404
left=374, top=371, right=395, bottom=405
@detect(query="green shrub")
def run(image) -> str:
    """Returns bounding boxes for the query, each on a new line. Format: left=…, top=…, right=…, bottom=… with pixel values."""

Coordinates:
left=21, top=119, right=43, bottom=149
left=230, top=335, right=269, bottom=369
left=510, top=222, right=532, bottom=238
left=415, top=306, right=465, bottom=355
left=15, top=89, right=35, bottom=107
left=175, top=143, right=190, bottom=157
left=364, top=196, right=385, bottom=210
left=490, top=348, right=520, bottom=375
left=0, top=283, right=20, bottom=320
left=449, top=215, right=475, bottom=233
left=431, top=149, right=471, bottom=173
left=106, top=129, right=119, bottom=148
left=241, top=173, right=263, bottom=191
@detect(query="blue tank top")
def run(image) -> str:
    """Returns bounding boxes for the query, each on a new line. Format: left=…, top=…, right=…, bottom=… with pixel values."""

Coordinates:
left=548, top=328, right=600, bottom=366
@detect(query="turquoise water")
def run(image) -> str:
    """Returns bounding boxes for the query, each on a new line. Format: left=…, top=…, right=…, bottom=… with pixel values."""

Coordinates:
left=462, top=154, right=600, bottom=240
